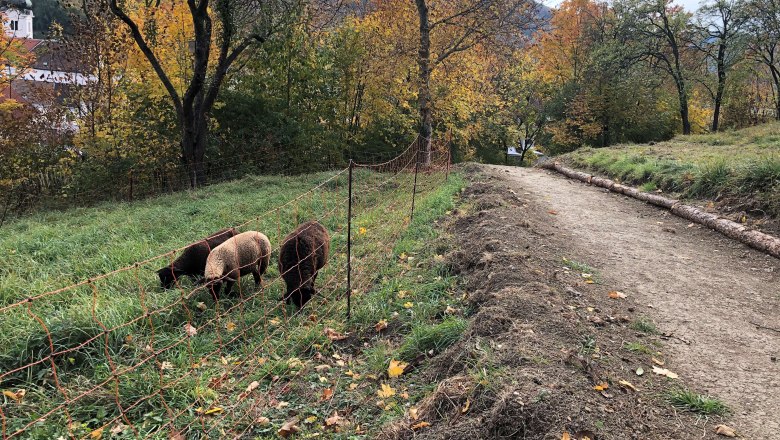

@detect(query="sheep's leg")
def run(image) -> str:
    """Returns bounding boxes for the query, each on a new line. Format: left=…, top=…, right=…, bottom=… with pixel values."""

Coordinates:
left=223, top=280, right=235, bottom=296
left=252, top=270, right=261, bottom=287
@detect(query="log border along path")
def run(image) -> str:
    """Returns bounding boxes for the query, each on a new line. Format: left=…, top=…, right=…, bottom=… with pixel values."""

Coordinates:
left=540, top=161, right=780, bottom=260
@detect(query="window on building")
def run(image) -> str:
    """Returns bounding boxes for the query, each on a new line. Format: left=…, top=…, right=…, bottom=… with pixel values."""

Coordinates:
left=10, top=21, right=19, bottom=31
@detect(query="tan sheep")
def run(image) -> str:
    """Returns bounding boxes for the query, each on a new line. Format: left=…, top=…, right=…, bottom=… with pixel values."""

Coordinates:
left=204, top=231, right=271, bottom=297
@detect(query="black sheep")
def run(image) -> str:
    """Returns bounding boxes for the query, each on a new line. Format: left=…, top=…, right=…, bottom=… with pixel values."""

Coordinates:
left=157, top=228, right=237, bottom=289
left=279, top=221, right=330, bottom=309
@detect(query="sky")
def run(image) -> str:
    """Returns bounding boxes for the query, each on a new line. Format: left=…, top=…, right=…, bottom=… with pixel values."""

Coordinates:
left=543, top=0, right=703, bottom=12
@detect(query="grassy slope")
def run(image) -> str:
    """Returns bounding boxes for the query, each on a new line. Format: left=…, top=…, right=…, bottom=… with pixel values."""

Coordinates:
left=0, top=170, right=467, bottom=438
left=561, top=122, right=780, bottom=216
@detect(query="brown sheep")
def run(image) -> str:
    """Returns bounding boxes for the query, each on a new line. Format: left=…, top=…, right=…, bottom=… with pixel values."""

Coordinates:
left=278, top=221, right=330, bottom=309
left=156, top=228, right=236, bottom=289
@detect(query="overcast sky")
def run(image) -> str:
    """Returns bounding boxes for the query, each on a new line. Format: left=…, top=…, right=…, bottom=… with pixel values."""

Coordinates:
left=543, top=0, right=703, bottom=12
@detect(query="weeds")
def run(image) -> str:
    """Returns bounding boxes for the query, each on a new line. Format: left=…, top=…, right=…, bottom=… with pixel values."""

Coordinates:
left=666, top=389, right=728, bottom=415
left=630, top=317, right=659, bottom=335
left=398, top=318, right=468, bottom=361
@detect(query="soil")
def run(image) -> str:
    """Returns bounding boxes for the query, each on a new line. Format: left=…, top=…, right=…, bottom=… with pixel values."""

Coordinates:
left=381, top=164, right=779, bottom=440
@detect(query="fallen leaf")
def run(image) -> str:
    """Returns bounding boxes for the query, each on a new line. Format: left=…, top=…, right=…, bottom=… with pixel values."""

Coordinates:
left=375, top=319, right=388, bottom=332
left=585, top=279, right=595, bottom=284
left=411, top=421, right=431, bottom=430
left=651, top=357, right=665, bottom=366
left=196, top=302, right=208, bottom=311
left=304, top=416, right=317, bottom=424
left=197, top=407, right=223, bottom=416
left=608, top=291, right=627, bottom=299
left=397, top=290, right=408, bottom=299
left=277, top=418, right=300, bottom=438
left=403, top=302, right=414, bottom=309
left=160, top=361, right=173, bottom=371
left=409, top=407, right=419, bottom=420
left=652, top=366, right=679, bottom=379
left=388, top=359, right=408, bottom=378
left=225, top=321, right=237, bottom=332
left=548, top=210, right=558, bottom=215
left=618, top=380, right=637, bottom=391
left=561, top=433, right=571, bottom=440
left=715, top=424, right=737, bottom=437
left=183, top=323, right=197, bottom=337
left=324, top=327, right=347, bottom=341
left=110, top=423, right=127, bottom=435
left=269, top=318, right=281, bottom=325
left=445, top=305, right=459, bottom=315
left=89, top=428, right=103, bottom=439
left=377, top=383, right=396, bottom=398
left=169, top=431, right=185, bottom=440
left=461, top=398, right=471, bottom=413
left=399, top=252, right=408, bottom=260
left=359, top=227, right=367, bottom=235
left=593, top=382, right=609, bottom=391
left=3, top=390, right=24, bottom=402
left=245, top=381, right=259, bottom=393
left=315, top=364, right=330, bottom=372
left=322, top=388, right=334, bottom=400
left=348, top=383, right=358, bottom=390
left=276, top=401, right=289, bottom=409
left=256, top=416, right=270, bottom=425
left=325, top=412, right=346, bottom=427
left=636, top=367, right=644, bottom=376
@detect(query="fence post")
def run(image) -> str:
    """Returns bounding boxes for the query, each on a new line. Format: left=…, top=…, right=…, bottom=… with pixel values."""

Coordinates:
left=129, top=171, right=134, bottom=202
left=410, top=139, right=420, bottom=221
left=346, top=160, right=354, bottom=321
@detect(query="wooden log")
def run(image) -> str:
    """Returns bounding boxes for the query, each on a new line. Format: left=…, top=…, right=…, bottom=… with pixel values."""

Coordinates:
left=538, top=162, right=780, bottom=260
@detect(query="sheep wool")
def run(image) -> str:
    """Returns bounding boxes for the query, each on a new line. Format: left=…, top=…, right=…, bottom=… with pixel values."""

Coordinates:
left=204, top=231, right=271, bottom=297
left=278, top=221, right=330, bottom=309
left=157, top=228, right=236, bottom=289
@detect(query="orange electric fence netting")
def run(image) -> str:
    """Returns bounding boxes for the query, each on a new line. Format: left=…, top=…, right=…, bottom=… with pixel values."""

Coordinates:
left=0, top=137, right=451, bottom=439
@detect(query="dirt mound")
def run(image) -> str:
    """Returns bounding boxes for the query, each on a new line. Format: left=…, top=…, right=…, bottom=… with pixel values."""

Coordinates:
left=381, top=165, right=727, bottom=439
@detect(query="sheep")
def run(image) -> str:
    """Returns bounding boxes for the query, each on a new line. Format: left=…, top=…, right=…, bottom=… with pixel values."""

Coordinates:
left=278, top=221, right=330, bottom=309
left=203, top=231, right=272, bottom=298
left=157, top=228, right=237, bottom=289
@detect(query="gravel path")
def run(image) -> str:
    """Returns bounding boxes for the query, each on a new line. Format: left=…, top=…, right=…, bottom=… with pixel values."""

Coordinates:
left=489, top=165, right=780, bottom=439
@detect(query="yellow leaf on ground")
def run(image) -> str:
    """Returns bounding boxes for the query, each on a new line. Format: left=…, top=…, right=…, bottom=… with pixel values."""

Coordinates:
left=359, top=227, right=367, bottom=235
left=618, top=380, right=637, bottom=391
left=388, top=360, right=408, bottom=378
left=196, top=302, right=208, bottom=311
left=89, top=428, right=103, bottom=439
left=3, top=390, right=24, bottom=402
left=461, top=398, right=471, bottom=413
left=411, top=421, right=431, bottom=430
left=409, top=407, right=419, bottom=420
left=561, top=433, right=571, bottom=440
left=348, top=383, right=358, bottom=390
left=403, top=302, right=414, bottom=309
left=304, top=416, right=317, bottom=424
left=375, top=319, right=388, bottom=332
left=608, top=291, right=627, bottom=299
left=202, top=407, right=223, bottom=416
left=225, top=321, right=236, bottom=332
left=593, top=382, right=609, bottom=391
left=651, top=357, right=665, bottom=366
left=277, top=418, right=300, bottom=438
left=322, top=388, right=334, bottom=400
left=652, top=366, right=679, bottom=379
left=256, top=416, right=270, bottom=425
left=326, top=412, right=347, bottom=427
left=377, top=383, right=395, bottom=398
left=397, top=290, right=408, bottom=299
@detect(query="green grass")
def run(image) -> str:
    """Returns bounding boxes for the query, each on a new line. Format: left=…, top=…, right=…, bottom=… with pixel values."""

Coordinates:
left=397, top=317, right=468, bottom=361
left=561, top=122, right=780, bottom=216
left=666, top=389, right=729, bottom=415
left=630, top=317, right=659, bottom=335
left=0, top=169, right=467, bottom=438
left=623, top=341, right=654, bottom=355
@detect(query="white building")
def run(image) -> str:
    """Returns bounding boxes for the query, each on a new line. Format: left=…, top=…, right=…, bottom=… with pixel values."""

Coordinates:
left=1, top=0, right=34, bottom=39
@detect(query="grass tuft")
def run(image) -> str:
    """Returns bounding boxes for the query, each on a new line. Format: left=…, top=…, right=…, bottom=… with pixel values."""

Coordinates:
left=666, top=389, right=728, bottom=415
left=630, top=317, right=659, bottom=335
left=398, top=317, right=468, bottom=361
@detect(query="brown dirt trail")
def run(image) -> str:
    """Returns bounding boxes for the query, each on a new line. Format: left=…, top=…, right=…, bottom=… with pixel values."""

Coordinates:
left=489, top=165, right=780, bottom=439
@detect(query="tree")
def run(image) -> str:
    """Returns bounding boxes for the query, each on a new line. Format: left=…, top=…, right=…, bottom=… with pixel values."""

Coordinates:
left=695, top=0, right=748, bottom=131
left=105, top=0, right=296, bottom=187
left=745, top=0, right=780, bottom=120
left=413, top=0, right=536, bottom=163
left=616, top=0, right=696, bottom=134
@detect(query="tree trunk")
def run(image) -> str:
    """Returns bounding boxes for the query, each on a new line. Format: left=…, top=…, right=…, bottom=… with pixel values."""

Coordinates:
left=712, top=43, right=727, bottom=132
left=415, top=0, right=433, bottom=166
left=675, top=77, right=691, bottom=135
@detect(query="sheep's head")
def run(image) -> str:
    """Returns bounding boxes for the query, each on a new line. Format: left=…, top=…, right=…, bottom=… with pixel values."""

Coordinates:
left=286, top=286, right=315, bottom=309
left=157, top=267, right=183, bottom=289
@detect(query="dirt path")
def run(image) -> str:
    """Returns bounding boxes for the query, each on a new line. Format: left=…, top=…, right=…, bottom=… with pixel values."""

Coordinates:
left=488, top=165, right=779, bottom=439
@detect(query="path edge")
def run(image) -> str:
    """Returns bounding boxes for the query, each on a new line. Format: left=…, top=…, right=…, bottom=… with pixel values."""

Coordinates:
left=538, top=161, right=780, bottom=259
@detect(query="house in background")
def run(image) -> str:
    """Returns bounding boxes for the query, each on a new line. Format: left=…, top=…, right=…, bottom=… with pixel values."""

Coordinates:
left=1, top=0, right=33, bottom=39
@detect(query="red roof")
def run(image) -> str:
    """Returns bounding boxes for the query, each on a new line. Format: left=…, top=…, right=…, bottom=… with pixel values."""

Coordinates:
left=20, top=38, right=42, bottom=52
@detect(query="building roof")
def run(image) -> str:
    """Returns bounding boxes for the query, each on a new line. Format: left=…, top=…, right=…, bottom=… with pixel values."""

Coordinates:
left=30, top=40, right=87, bottom=73
left=0, top=79, right=75, bottom=107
